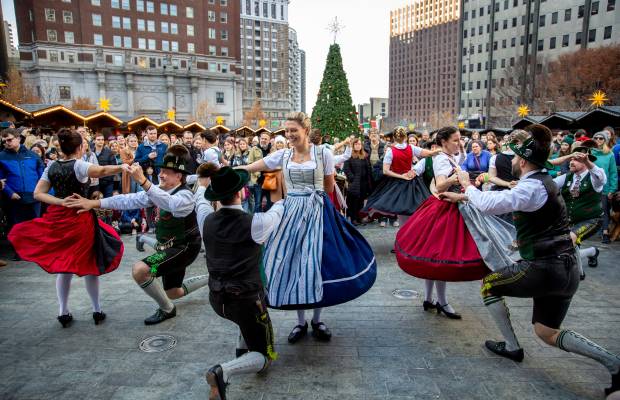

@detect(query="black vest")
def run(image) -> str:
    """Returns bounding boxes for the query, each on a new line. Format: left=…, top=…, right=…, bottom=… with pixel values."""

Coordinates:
left=156, top=185, right=201, bottom=247
left=512, top=172, right=572, bottom=260
left=203, top=208, right=263, bottom=294
left=48, top=160, right=90, bottom=199
left=491, top=153, right=517, bottom=191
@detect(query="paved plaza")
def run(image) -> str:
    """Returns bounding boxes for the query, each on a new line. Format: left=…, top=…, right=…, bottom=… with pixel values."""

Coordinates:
left=1, top=225, right=619, bottom=400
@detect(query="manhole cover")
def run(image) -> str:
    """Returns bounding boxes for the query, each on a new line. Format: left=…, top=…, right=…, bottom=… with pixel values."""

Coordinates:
left=392, top=289, right=420, bottom=299
left=139, top=334, right=177, bottom=353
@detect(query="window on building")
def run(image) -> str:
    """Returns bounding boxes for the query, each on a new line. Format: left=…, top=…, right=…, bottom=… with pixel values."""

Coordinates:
left=111, top=0, right=120, bottom=8
left=208, top=45, right=216, bottom=55
left=113, top=35, right=122, bottom=47
left=271, top=3, right=276, bottom=18
left=208, top=11, right=216, bottom=21
left=138, top=19, right=145, bottom=31
left=281, top=4, right=284, bottom=20
left=113, top=55, right=123, bottom=66
left=578, top=5, right=585, bottom=17
left=263, top=2, right=268, bottom=17
left=64, top=31, right=74, bottom=43
left=162, top=40, right=170, bottom=51
left=511, top=37, right=516, bottom=47
left=537, top=39, right=543, bottom=50
left=221, top=30, right=228, bottom=40
left=187, top=42, right=195, bottom=53
left=148, top=39, right=156, bottom=49
left=220, top=12, right=228, bottom=23
left=123, top=36, right=132, bottom=47
left=551, top=12, right=558, bottom=24
left=67, top=53, right=75, bottom=63
left=112, top=16, right=121, bottom=29
left=146, top=1, right=154, bottom=13
left=49, top=50, right=59, bottom=62
left=208, top=28, right=216, bottom=39
left=209, top=62, right=217, bottom=72
left=170, top=4, right=177, bottom=16
left=221, top=47, right=229, bottom=56
left=187, top=6, right=194, bottom=18
left=161, top=3, right=168, bottom=15
left=502, top=39, right=507, bottom=48
left=123, top=17, right=131, bottom=30
left=59, top=86, right=71, bottom=100
left=220, top=0, right=227, bottom=5
left=576, top=31, right=582, bottom=45
left=501, top=59, right=506, bottom=68
left=147, top=20, right=155, bottom=32
left=503, top=19, right=508, bottom=29
left=549, top=36, right=556, bottom=49
left=47, top=29, right=58, bottom=41
left=122, top=0, right=130, bottom=10
left=94, top=33, right=103, bottom=45
left=171, top=23, right=178, bottom=34
left=562, top=34, right=569, bottom=47
left=589, top=28, right=597, bottom=42
left=171, top=41, right=178, bottom=52
left=63, top=11, right=73, bottom=24
left=45, top=8, right=56, bottom=22
left=604, top=25, right=612, bottom=39
left=539, top=15, right=545, bottom=27
left=254, top=1, right=259, bottom=16
left=608, top=0, right=616, bottom=11
left=91, top=0, right=101, bottom=5
left=565, top=8, right=571, bottom=21
left=161, top=22, right=169, bottom=33
left=92, top=13, right=102, bottom=26
left=187, top=25, right=194, bottom=36
left=216, top=92, right=224, bottom=104
left=591, top=1, right=599, bottom=14
left=137, top=1, right=144, bottom=11
left=138, top=38, right=146, bottom=49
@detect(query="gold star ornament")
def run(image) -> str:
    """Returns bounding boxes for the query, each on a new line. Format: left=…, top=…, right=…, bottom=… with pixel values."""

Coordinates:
left=589, top=90, right=608, bottom=108
left=98, top=97, right=111, bottom=112
left=259, top=119, right=267, bottom=128
left=167, top=108, right=176, bottom=121
left=216, top=116, right=224, bottom=125
left=517, top=104, right=530, bottom=118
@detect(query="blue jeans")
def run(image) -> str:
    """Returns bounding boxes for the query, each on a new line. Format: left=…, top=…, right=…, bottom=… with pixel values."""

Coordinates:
left=250, top=184, right=262, bottom=213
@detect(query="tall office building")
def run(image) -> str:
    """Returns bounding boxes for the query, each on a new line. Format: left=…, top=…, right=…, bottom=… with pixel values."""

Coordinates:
left=389, top=0, right=461, bottom=129
left=4, top=21, right=19, bottom=59
left=13, top=0, right=243, bottom=123
left=0, top=7, right=9, bottom=80
left=299, top=48, right=306, bottom=113
left=459, top=0, right=620, bottom=125
left=288, top=27, right=301, bottom=112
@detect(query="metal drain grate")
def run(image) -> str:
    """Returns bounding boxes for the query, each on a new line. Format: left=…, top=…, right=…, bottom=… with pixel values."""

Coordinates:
left=139, top=334, right=177, bottom=353
left=391, top=289, right=420, bottom=299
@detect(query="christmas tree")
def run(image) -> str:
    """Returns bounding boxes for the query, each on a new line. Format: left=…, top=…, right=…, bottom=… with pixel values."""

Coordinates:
left=311, top=44, right=359, bottom=140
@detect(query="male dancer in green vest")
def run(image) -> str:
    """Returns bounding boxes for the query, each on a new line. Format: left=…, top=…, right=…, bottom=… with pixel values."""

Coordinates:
left=554, top=140, right=606, bottom=280
left=67, top=145, right=208, bottom=325
left=440, top=125, right=619, bottom=396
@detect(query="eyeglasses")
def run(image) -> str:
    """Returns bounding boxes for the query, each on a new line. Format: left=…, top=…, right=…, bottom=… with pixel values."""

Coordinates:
left=594, top=137, right=605, bottom=141
left=3, top=137, right=16, bottom=142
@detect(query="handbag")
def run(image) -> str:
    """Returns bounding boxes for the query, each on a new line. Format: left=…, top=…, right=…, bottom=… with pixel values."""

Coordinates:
left=261, top=172, right=277, bottom=191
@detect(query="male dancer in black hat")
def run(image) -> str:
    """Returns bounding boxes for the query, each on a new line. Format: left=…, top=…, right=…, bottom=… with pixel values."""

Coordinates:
left=440, top=125, right=619, bottom=396
left=67, top=145, right=208, bottom=325
left=194, top=165, right=284, bottom=400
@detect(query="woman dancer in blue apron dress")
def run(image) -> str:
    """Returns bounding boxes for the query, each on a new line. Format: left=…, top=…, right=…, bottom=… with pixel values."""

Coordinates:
left=238, top=112, right=377, bottom=344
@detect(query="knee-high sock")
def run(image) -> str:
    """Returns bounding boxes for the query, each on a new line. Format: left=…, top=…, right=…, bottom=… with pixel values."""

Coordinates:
left=296, top=310, right=306, bottom=326
left=397, top=214, right=410, bottom=227
left=312, top=308, right=323, bottom=324
left=56, top=274, right=73, bottom=316
left=237, top=331, right=248, bottom=351
left=220, top=351, right=268, bottom=383
left=580, top=246, right=597, bottom=258
left=424, top=280, right=435, bottom=303
left=84, top=275, right=101, bottom=313
left=436, top=281, right=448, bottom=305
left=181, top=275, right=209, bottom=296
left=575, top=246, right=585, bottom=277
left=139, top=277, right=174, bottom=312
left=557, top=330, right=620, bottom=374
left=483, top=295, right=521, bottom=351
left=138, top=235, right=158, bottom=249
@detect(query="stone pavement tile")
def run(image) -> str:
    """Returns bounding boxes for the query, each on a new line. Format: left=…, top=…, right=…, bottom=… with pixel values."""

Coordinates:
left=58, top=385, right=119, bottom=400
left=10, top=380, right=67, bottom=400
left=436, top=381, right=492, bottom=400
left=482, top=382, right=543, bottom=400
left=110, top=384, right=187, bottom=400
left=385, top=374, right=442, bottom=398
left=100, top=370, right=156, bottom=387
left=530, top=382, right=599, bottom=400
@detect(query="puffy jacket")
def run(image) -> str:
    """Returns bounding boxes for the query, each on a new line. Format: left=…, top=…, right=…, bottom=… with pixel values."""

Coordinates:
left=0, top=145, right=45, bottom=203
left=134, top=141, right=167, bottom=172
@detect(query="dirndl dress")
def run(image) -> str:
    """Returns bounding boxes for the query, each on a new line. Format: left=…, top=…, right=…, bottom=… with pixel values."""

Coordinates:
left=8, top=159, right=124, bottom=276
left=262, top=145, right=376, bottom=309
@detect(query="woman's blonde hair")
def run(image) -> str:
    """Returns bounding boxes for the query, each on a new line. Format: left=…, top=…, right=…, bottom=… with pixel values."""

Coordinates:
left=286, top=112, right=311, bottom=131
left=23, top=134, right=38, bottom=149
left=393, top=126, right=407, bottom=143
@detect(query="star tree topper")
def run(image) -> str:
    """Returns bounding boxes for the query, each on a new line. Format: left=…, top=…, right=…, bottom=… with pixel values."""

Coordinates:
left=589, top=90, right=608, bottom=108
left=327, top=17, right=344, bottom=43
left=517, top=104, right=530, bottom=118
left=98, top=97, right=110, bottom=112
left=167, top=108, right=176, bottom=121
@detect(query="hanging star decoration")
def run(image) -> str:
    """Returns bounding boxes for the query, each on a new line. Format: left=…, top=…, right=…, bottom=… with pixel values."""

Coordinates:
left=97, top=97, right=111, bottom=112
left=216, top=116, right=224, bottom=125
left=167, top=108, right=176, bottom=121
left=327, top=17, right=344, bottom=43
left=517, top=104, right=530, bottom=118
left=259, top=119, right=267, bottom=128
left=589, top=90, right=608, bottom=108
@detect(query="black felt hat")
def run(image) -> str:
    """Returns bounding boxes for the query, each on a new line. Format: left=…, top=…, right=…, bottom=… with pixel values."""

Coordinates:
left=571, top=139, right=598, bottom=162
left=156, top=145, right=192, bottom=174
left=204, top=167, right=250, bottom=201
left=509, top=124, right=554, bottom=170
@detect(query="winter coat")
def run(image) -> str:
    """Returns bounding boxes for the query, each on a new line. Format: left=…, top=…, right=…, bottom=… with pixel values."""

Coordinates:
left=592, top=148, right=618, bottom=195
left=343, top=157, right=373, bottom=198
left=0, top=145, right=45, bottom=203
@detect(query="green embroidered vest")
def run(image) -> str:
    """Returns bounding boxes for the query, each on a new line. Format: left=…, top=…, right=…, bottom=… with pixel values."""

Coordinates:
left=155, top=185, right=200, bottom=247
left=560, top=171, right=602, bottom=224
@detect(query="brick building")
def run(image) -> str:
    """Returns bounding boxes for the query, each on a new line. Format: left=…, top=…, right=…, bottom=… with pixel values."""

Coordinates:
left=389, top=0, right=461, bottom=129
left=13, top=0, right=243, bottom=124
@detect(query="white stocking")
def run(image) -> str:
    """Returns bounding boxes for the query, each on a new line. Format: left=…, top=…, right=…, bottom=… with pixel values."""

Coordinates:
left=84, top=275, right=101, bottom=313
left=56, top=274, right=73, bottom=316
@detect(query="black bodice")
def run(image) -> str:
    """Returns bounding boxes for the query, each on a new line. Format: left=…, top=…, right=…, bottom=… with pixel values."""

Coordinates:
left=48, top=160, right=90, bottom=199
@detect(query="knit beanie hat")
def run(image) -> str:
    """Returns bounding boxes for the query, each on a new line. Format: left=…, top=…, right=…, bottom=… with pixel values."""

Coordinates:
left=562, top=135, right=575, bottom=145
left=592, top=130, right=610, bottom=144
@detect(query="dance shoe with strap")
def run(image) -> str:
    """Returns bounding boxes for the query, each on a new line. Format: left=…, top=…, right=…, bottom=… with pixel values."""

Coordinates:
left=287, top=322, right=308, bottom=344
left=485, top=340, right=524, bottom=362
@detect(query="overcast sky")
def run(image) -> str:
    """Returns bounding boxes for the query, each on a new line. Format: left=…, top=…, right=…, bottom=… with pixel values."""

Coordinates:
left=2, top=0, right=408, bottom=111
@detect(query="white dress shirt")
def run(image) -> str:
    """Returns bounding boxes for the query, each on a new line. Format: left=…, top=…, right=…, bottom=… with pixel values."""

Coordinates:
left=100, top=183, right=194, bottom=217
left=465, top=170, right=549, bottom=215
left=194, top=187, right=285, bottom=244
left=552, top=165, right=606, bottom=193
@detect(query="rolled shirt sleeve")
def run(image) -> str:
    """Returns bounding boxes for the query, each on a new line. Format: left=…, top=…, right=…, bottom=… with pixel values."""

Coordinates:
left=465, top=178, right=548, bottom=215
left=251, top=200, right=285, bottom=244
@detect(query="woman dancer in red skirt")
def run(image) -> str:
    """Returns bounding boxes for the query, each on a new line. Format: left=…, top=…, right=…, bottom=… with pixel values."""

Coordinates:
left=395, top=127, right=476, bottom=319
left=8, top=129, right=125, bottom=328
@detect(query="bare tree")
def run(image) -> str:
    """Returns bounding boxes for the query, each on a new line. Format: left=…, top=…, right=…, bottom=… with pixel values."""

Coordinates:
left=0, top=66, right=41, bottom=104
left=193, top=100, right=213, bottom=125
left=71, top=96, right=96, bottom=110
left=243, top=99, right=267, bottom=128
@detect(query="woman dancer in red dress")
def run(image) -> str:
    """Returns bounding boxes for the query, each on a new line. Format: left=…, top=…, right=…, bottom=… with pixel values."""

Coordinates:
left=8, top=129, right=124, bottom=328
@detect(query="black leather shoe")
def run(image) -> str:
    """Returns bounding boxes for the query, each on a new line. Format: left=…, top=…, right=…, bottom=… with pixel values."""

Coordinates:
left=605, top=370, right=620, bottom=396
left=580, top=273, right=586, bottom=281
left=287, top=322, right=308, bottom=344
left=436, top=303, right=462, bottom=319
left=311, top=321, right=332, bottom=341
left=602, top=234, right=611, bottom=244
left=587, top=247, right=600, bottom=268
left=235, top=348, right=249, bottom=358
left=206, top=364, right=227, bottom=400
left=93, top=311, right=106, bottom=325
left=485, top=340, right=524, bottom=362
left=136, top=235, right=145, bottom=252
left=57, top=314, right=73, bottom=328
left=144, top=306, right=176, bottom=325
left=423, top=300, right=436, bottom=311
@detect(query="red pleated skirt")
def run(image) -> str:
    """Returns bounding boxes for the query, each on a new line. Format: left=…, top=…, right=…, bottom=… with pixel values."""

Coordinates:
left=8, top=205, right=124, bottom=276
left=395, top=196, right=489, bottom=282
